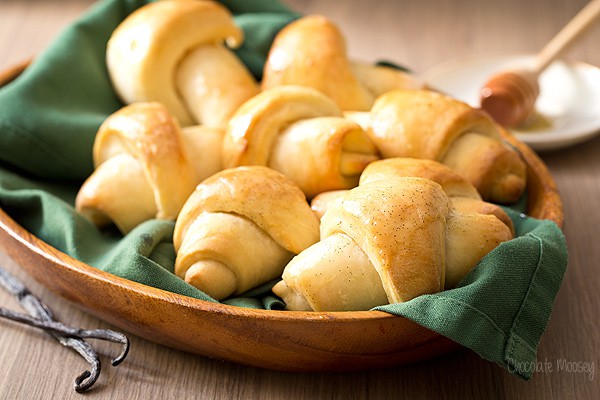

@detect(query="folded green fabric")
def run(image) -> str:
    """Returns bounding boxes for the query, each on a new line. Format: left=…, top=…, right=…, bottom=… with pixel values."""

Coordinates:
left=0, top=0, right=567, bottom=380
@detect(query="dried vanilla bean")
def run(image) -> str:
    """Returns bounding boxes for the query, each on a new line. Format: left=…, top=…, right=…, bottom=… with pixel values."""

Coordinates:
left=0, top=265, right=130, bottom=393
left=0, top=307, right=130, bottom=364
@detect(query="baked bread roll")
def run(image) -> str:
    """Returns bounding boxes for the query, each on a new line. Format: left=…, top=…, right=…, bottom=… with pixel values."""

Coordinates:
left=359, top=158, right=483, bottom=199
left=310, top=158, right=515, bottom=288
left=360, top=158, right=515, bottom=288
left=262, top=15, right=423, bottom=111
left=311, top=157, right=486, bottom=215
left=347, top=89, right=527, bottom=204
left=107, top=0, right=259, bottom=127
left=311, top=157, right=486, bottom=218
left=75, top=102, right=198, bottom=234
left=222, top=85, right=379, bottom=198
left=173, top=166, right=320, bottom=300
left=273, top=176, right=514, bottom=311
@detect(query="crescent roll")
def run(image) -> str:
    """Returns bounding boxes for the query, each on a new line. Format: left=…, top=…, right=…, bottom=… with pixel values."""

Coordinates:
left=359, top=158, right=482, bottom=199
left=309, top=158, right=515, bottom=286
left=273, top=176, right=514, bottom=311
left=107, top=0, right=259, bottom=127
left=173, top=166, right=320, bottom=300
left=222, top=85, right=379, bottom=198
left=311, top=157, right=483, bottom=219
left=349, top=89, right=527, bottom=203
left=262, top=15, right=423, bottom=111
left=359, top=158, right=515, bottom=288
left=75, top=102, right=197, bottom=234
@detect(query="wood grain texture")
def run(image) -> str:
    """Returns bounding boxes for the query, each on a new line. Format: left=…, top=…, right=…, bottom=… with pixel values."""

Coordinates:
left=0, top=0, right=599, bottom=399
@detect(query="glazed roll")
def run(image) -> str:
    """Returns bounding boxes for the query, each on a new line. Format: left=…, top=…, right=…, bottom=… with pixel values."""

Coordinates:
left=106, top=0, right=259, bottom=127
left=348, top=89, right=527, bottom=203
left=222, top=85, right=380, bottom=198
left=173, top=166, right=320, bottom=300
left=311, top=157, right=483, bottom=219
left=359, top=158, right=483, bottom=199
left=76, top=101, right=229, bottom=234
left=359, top=158, right=515, bottom=288
left=273, top=175, right=514, bottom=311
left=75, top=102, right=197, bottom=234
left=262, top=15, right=423, bottom=111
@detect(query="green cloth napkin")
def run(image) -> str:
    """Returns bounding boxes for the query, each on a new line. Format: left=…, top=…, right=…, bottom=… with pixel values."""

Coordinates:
left=0, top=0, right=567, bottom=380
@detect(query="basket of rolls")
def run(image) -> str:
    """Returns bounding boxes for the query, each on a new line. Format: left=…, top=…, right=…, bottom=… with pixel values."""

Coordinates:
left=0, top=0, right=566, bottom=378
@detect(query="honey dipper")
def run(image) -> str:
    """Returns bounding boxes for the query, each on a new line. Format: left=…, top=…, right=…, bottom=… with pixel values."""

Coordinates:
left=480, top=0, right=600, bottom=128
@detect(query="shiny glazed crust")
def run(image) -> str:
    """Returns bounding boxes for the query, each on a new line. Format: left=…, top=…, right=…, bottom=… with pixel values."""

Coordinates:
left=173, top=166, right=320, bottom=299
left=366, top=89, right=527, bottom=203
left=275, top=160, right=514, bottom=311
left=75, top=102, right=197, bottom=233
left=222, top=86, right=379, bottom=198
left=262, top=15, right=423, bottom=111
left=106, top=0, right=258, bottom=127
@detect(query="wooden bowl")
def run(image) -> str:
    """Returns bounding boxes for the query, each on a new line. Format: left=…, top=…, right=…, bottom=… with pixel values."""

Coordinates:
left=0, top=63, right=563, bottom=372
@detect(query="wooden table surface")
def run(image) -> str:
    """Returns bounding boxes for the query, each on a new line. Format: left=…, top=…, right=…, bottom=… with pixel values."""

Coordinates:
left=1, top=0, right=599, bottom=399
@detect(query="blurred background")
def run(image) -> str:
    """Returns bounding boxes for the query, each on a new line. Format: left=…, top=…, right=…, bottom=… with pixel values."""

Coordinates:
left=1, top=0, right=598, bottom=75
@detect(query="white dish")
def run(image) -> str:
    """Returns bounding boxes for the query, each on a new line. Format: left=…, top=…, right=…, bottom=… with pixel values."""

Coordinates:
left=421, top=54, right=600, bottom=152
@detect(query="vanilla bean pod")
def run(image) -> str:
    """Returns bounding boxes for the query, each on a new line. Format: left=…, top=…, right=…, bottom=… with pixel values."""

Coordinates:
left=0, top=307, right=130, bottom=365
left=0, top=265, right=130, bottom=393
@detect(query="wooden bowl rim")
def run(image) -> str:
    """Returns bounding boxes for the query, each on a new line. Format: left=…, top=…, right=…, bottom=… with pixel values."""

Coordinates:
left=0, top=205, right=393, bottom=322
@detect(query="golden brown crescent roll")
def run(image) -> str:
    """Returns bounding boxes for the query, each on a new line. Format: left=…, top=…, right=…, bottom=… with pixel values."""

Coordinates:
left=309, top=158, right=515, bottom=288
left=360, top=158, right=515, bottom=287
left=173, top=166, right=320, bottom=300
left=272, top=176, right=514, bottom=311
left=222, top=85, right=379, bottom=198
left=311, top=157, right=482, bottom=220
left=261, top=15, right=423, bottom=111
left=350, top=89, right=527, bottom=204
left=106, top=0, right=259, bottom=127
left=359, top=158, right=482, bottom=199
left=75, top=102, right=197, bottom=234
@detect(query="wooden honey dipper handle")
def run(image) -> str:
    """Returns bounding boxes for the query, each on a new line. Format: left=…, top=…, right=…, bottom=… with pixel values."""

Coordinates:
left=534, top=0, right=600, bottom=74
left=481, top=0, right=600, bottom=128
